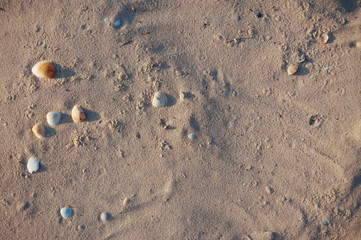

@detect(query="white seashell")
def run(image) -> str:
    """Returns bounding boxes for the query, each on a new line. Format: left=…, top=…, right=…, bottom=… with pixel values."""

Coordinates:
left=188, top=133, right=196, bottom=140
left=46, top=112, right=61, bottom=126
left=31, top=61, right=55, bottom=79
left=71, top=105, right=86, bottom=122
left=100, top=212, right=111, bottom=221
left=356, top=42, right=361, bottom=49
left=320, top=33, right=329, bottom=45
left=60, top=207, right=73, bottom=219
left=32, top=123, right=46, bottom=138
left=287, top=64, right=298, bottom=75
left=27, top=156, right=40, bottom=174
left=179, top=91, right=185, bottom=101
left=152, top=91, right=167, bottom=107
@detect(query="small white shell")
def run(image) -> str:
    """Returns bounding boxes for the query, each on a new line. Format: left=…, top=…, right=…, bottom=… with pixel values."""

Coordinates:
left=100, top=212, right=111, bottom=221
left=46, top=112, right=61, bottom=126
left=188, top=133, right=196, bottom=140
left=320, top=33, right=329, bottom=45
left=356, top=42, right=361, bottom=49
left=152, top=91, right=167, bottom=107
left=60, top=207, right=73, bottom=219
left=27, top=156, right=40, bottom=174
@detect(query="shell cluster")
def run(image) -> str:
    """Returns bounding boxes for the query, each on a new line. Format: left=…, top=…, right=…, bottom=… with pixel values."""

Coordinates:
left=152, top=91, right=167, bottom=107
left=32, top=61, right=55, bottom=79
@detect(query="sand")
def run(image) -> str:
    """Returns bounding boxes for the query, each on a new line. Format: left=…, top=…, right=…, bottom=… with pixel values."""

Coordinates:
left=1, top=0, right=361, bottom=239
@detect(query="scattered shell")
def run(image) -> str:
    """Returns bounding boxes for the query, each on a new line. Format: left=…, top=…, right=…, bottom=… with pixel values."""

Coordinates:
left=60, top=207, right=73, bottom=219
left=123, top=197, right=130, bottom=206
left=152, top=91, right=167, bottom=107
left=71, top=105, right=86, bottom=122
left=31, top=61, right=55, bottom=79
left=27, top=156, right=40, bottom=173
left=265, top=186, right=274, bottom=194
left=320, top=33, right=329, bottom=44
left=188, top=133, right=196, bottom=140
left=179, top=91, right=185, bottom=101
left=32, top=123, right=46, bottom=138
left=46, top=112, right=61, bottom=126
left=287, top=64, right=298, bottom=75
left=356, top=42, right=361, bottom=49
left=100, top=212, right=111, bottom=221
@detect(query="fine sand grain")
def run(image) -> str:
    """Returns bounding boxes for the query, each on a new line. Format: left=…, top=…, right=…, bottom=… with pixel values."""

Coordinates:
left=1, top=0, right=361, bottom=239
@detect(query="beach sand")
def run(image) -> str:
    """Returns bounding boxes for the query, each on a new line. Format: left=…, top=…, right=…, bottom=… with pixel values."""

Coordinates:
left=1, top=0, right=361, bottom=239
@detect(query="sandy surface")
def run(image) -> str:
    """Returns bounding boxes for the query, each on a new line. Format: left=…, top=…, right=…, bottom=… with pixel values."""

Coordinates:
left=1, top=0, right=361, bottom=239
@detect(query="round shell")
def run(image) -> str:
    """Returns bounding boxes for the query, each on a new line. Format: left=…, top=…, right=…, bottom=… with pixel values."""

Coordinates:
left=31, top=61, right=55, bottom=79
left=72, top=105, right=86, bottom=122
left=287, top=64, right=298, bottom=75
left=356, top=42, right=361, bottom=49
left=100, top=212, right=111, bottom=221
left=47, top=112, right=61, bottom=126
left=60, top=207, right=73, bottom=219
left=320, top=33, right=329, bottom=45
left=27, top=156, right=40, bottom=174
left=32, top=123, right=46, bottom=138
left=188, top=133, right=197, bottom=140
left=152, top=91, right=167, bottom=107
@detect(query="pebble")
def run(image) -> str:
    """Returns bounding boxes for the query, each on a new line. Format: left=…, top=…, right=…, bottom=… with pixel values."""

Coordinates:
left=188, top=133, right=196, bottom=140
left=322, top=219, right=329, bottom=226
left=114, top=19, right=121, bottom=27
left=60, top=207, right=73, bottom=219
left=100, top=212, right=111, bottom=221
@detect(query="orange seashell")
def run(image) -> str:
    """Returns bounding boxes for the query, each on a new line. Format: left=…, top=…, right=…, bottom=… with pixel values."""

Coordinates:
left=31, top=61, right=55, bottom=79
left=32, top=123, right=46, bottom=138
left=72, top=105, right=86, bottom=122
left=287, top=64, right=298, bottom=75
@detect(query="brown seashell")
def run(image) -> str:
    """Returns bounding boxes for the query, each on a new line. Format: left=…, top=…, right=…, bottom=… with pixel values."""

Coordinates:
left=32, top=123, right=46, bottom=138
left=31, top=61, right=55, bottom=79
left=287, top=64, right=298, bottom=75
left=320, top=33, right=329, bottom=45
left=72, top=105, right=86, bottom=122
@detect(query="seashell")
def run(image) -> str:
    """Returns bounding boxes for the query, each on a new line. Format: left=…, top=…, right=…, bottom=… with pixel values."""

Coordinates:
left=188, top=133, right=197, bottom=140
left=356, top=41, right=361, bottom=49
left=60, top=207, right=73, bottom=219
left=46, top=112, right=61, bottom=126
left=100, top=212, right=111, bottom=221
left=287, top=64, right=298, bottom=75
left=320, top=33, right=329, bottom=45
left=152, top=91, right=167, bottom=107
left=32, top=123, right=46, bottom=138
left=31, top=61, right=55, bottom=79
left=27, top=156, right=40, bottom=173
left=71, top=105, right=86, bottom=122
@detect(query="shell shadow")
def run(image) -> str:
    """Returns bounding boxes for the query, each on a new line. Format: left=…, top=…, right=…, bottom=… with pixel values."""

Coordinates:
left=165, top=94, right=177, bottom=107
left=38, top=162, right=47, bottom=173
left=45, top=126, right=56, bottom=138
left=59, top=113, right=73, bottom=124
left=83, top=108, right=101, bottom=122
left=295, top=66, right=310, bottom=76
left=53, top=63, right=75, bottom=79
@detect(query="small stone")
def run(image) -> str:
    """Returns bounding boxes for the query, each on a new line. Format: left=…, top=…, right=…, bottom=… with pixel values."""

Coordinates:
left=245, top=165, right=252, bottom=171
left=188, top=133, right=196, bottom=140
left=60, top=207, right=73, bottom=219
left=100, top=212, right=111, bottom=221
left=77, top=225, right=85, bottom=231
left=322, top=219, right=329, bottom=226
left=114, top=19, right=121, bottom=27
left=265, top=186, right=274, bottom=194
